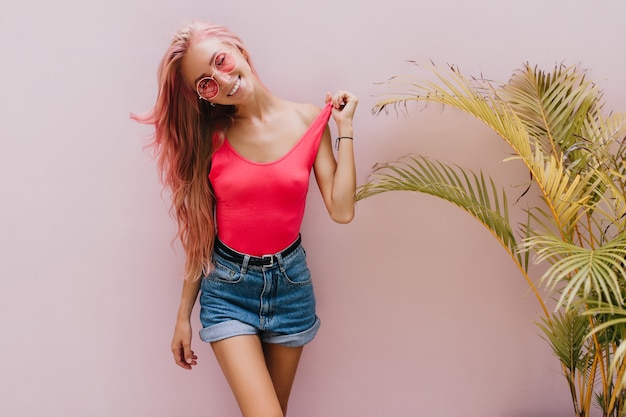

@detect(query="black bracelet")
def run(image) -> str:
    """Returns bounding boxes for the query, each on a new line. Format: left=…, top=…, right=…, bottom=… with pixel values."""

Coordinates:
left=335, top=136, right=353, bottom=150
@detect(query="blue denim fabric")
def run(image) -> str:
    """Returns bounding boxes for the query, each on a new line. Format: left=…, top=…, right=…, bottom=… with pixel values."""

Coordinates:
left=198, top=240, right=320, bottom=347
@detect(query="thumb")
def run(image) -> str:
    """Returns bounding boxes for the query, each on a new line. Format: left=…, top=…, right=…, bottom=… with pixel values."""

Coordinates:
left=183, top=343, right=194, bottom=364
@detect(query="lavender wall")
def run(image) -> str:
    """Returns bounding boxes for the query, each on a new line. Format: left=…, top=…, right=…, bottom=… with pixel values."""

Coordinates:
left=2, top=1, right=625, bottom=416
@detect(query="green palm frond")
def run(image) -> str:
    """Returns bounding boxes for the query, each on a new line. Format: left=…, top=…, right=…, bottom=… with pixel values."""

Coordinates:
left=580, top=112, right=626, bottom=153
left=374, top=64, right=533, bottom=161
left=372, top=64, right=615, bottom=236
left=528, top=151, right=602, bottom=235
left=584, top=114, right=626, bottom=222
left=584, top=303, right=626, bottom=344
left=500, top=63, right=603, bottom=159
left=356, top=154, right=526, bottom=271
left=584, top=304, right=626, bottom=390
left=521, top=232, right=626, bottom=309
left=537, top=308, right=592, bottom=373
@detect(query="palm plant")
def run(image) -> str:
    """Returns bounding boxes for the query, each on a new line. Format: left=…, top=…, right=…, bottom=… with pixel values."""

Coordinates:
left=356, top=62, right=626, bottom=416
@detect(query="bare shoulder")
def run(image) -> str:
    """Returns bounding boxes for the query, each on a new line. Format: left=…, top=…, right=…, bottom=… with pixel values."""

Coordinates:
left=290, top=102, right=323, bottom=126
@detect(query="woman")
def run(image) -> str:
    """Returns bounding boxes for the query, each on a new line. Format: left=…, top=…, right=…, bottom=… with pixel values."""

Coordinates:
left=133, top=21, right=357, bottom=417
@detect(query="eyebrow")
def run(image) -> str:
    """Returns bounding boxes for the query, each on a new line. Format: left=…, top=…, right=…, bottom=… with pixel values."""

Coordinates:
left=193, top=50, right=221, bottom=86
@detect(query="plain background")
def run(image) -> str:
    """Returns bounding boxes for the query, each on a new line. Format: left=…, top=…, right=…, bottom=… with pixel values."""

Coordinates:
left=1, top=1, right=625, bottom=416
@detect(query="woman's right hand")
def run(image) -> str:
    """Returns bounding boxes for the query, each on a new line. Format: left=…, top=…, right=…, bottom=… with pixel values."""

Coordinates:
left=171, top=320, right=198, bottom=370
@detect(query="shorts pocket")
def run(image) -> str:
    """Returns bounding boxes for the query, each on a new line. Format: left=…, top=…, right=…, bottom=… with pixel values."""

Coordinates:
left=205, top=260, right=243, bottom=284
left=282, top=249, right=312, bottom=286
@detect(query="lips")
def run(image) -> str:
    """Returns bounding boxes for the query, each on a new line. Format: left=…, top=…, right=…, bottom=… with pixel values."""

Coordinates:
left=227, top=76, right=241, bottom=96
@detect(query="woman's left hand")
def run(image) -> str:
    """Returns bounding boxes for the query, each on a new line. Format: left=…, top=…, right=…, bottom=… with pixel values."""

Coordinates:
left=325, top=90, right=358, bottom=126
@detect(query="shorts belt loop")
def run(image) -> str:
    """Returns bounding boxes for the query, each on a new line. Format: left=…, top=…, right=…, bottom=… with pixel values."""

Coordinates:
left=240, top=255, right=250, bottom=274
left=275, top=252, right=286, bottom=272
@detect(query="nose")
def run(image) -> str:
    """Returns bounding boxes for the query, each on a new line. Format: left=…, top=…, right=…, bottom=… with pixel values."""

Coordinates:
left=212, top=71, right=231, bottom=84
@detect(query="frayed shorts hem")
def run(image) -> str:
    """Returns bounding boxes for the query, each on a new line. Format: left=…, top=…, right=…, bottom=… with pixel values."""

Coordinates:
left=199, top=317, right=321, bottom=348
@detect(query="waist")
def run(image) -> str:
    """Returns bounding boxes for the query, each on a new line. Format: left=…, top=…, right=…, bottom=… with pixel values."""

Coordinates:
left=214, top=234, right=302, bottom=267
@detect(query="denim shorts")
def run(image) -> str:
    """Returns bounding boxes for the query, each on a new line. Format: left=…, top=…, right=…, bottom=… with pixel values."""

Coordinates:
left=198, top=237, right=320, bottom=347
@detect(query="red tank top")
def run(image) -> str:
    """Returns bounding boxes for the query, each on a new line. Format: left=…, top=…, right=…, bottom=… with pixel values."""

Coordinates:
left=209, top=103, right=332, bottom=255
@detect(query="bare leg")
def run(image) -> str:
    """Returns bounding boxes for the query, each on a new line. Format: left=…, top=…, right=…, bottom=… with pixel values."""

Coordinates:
left=263, top=343, right=304, bottom=416
left=211, top=335, right=284, bottom=417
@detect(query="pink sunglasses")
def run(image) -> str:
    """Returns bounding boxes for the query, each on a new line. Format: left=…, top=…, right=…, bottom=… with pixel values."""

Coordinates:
left=196, top=52, right=236, bottom=101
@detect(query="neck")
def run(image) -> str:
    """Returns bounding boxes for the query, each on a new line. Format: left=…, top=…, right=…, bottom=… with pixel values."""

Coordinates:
left=234, top=86, right=288, bottom=123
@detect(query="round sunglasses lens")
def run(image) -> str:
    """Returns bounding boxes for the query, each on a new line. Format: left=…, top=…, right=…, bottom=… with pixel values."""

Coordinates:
left=197, top=78, right=219, bottom=100
left=216, top=52, right=236, bottom=73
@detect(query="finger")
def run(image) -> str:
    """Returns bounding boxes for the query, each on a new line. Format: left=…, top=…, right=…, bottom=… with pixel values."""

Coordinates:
left=332, top=96, right=345, bottom=109
left=339, top=91, right=356, bottom=108
left=340, top=91, right=355, bottom=104
left=336, top=91, right=348, bottom=106
left=183, top=344, right=197, bottom=365
left=172, top=345, right=192, bottom=369
left=339, top=93, right=358, bottom=110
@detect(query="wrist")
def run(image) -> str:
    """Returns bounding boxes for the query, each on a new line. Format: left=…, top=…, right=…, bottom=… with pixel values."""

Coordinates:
left=176, top=305, right=194, bottom=321
left=335, top=136, right=354, bottom=150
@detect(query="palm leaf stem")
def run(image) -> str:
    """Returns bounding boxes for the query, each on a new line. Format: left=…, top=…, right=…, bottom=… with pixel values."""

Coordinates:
left=577, top=370, right=584, bottom=415
left=517, top=266, right=550, bottom=319
left=588, top=314, right=607, bottom=412
left=570, top=371, right=582, bottom=417
left=584, top=214, right=594, bottom=250
left=512, top=260, right=550, bottom=319
left=576, top=313, right=597, bottom=415
left=584, top=347, right=599, bottom=414
left=608, top=360, right=626, bottom=413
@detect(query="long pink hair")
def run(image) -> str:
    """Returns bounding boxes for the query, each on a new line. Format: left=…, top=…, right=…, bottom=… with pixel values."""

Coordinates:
left=132, top=22, right=257, bottom=281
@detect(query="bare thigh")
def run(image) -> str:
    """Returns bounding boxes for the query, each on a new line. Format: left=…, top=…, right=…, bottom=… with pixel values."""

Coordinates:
left=263, top=342, right=304, bottom=415
left=211, top=335, right=303, bottom=417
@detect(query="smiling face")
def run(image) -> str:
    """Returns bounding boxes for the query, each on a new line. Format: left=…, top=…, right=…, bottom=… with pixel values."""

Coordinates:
left=182, top=38, right=251, bottom=105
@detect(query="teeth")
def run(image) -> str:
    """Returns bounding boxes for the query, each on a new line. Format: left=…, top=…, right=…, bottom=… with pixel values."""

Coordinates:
left=228, top=77, right=240, bottom=96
